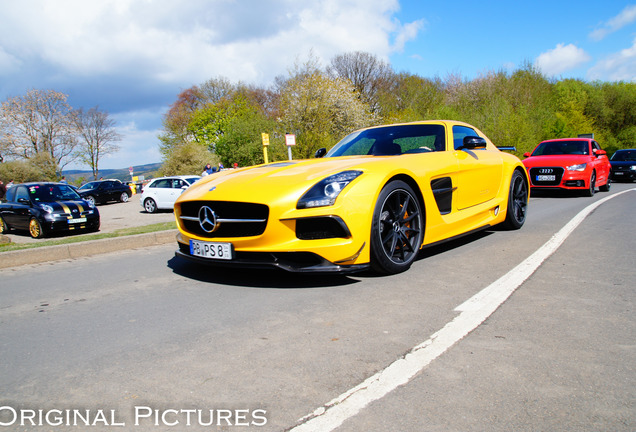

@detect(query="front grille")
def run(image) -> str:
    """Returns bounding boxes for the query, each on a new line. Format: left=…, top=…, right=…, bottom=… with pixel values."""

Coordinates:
left=179, top=201, right=269, bottom=238
left=529, top=167, right=564, bottom=186
left=613, top=166, right=631, bottom=173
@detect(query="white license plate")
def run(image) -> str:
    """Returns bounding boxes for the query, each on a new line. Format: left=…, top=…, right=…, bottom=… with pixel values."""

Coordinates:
left=614, top=172, right=623, bottom=175
left=190, top=239, right=233, bottom=260
left=536, top=175, right=555, bottom=181
left=68, top=217, right=87, bottom=224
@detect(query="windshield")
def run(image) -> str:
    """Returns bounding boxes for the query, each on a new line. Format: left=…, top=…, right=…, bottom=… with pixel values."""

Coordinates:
left=611, top=150, right=636, bottom=161
left=532, top=140, right=589, bottom=156
left=79, top=182, right=100, bottom=190
left=28, top=184, right=82, bottom=202
left=326, top=124, right=446, bottom=157
left=184, top=177, right=200, bottom=185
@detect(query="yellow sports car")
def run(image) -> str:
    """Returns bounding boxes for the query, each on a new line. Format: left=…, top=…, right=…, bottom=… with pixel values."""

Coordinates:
left=174, top=120, right=529, bottom=275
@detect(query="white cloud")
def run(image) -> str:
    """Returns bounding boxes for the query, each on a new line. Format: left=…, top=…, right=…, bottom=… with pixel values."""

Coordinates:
left=590, top=4, right=636, bottom=41
left=535, top=43, right=591, bottom=77
left=391, top=19, right=425, bottom=53
left=1, top=0, right=421, bottom=169
left=587, top=37, right=636, bottom=81
left=0, top=0, right=411, bottom=87
left=0, top=47, right=20, bottom=75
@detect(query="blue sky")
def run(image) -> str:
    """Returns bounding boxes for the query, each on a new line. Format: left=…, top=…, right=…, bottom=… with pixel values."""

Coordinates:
left=1, top=0, right=635, bottom=170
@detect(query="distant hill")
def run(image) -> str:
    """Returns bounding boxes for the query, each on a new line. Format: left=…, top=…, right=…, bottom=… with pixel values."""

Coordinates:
left=64, top=163, right=162, bottom=184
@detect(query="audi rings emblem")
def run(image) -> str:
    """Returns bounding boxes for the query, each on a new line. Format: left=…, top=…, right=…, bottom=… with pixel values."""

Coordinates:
left=198, top=206, right=218, bottom=233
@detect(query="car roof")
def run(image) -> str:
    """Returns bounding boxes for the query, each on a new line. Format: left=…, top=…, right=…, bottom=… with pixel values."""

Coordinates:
left=18, top=182, right=71, bottom=186
left=150, top=175, right=200, bottom=181
left=540, top=138, right=591, bottom=143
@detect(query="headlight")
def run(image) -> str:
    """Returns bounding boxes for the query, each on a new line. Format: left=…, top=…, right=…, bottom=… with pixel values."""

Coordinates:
left=297, top=170, right=363, bottom=209
left=39, top=204, right=54, bottom=213
left=631, top=165, right=636, bottom=171
left=566, top=163, right=587, bottom=171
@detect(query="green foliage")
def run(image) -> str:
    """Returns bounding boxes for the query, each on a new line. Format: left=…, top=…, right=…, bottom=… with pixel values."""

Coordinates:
left=0, top=152, right=58, bottom=183
left=158, top=142, right=216, bottom=176
left=277, top=70, right=376, bottom=159
left=156, top=51, right=636, bottom=170
left=214, top=109, right=277, bottom=167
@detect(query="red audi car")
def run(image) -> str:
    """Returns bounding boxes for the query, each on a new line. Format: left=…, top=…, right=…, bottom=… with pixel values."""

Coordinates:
left=522, top=137, right=611, bottom=196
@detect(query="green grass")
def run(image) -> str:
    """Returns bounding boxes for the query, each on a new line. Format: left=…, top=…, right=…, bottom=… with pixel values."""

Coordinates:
left=0, top=222, right=176, bottom=252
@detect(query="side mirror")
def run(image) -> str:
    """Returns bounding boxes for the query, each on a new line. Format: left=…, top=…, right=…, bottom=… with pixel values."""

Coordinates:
left=595, top=149, right=607, bottom=157
left=523, top=152, right=531, bottom=158
left=462, top=136, right=487, bottom=150
left=17, top=198, right=30, bottom=205
left=315, top=148, right=327, bottom=158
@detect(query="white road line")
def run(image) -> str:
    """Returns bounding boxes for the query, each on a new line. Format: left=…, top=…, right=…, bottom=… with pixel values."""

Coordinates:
left=289, top=188, right=636, bottom=432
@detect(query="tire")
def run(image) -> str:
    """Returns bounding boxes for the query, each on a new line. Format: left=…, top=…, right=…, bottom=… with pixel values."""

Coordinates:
left=501, top=170, right=528, bottom=230
left=29, top=218, right=45, bottom=239
left=120, top=192, right=129, bottom=203
left=88, top=219, right=100, bottom=233
left=144, top=198, right=157, bottom=213
left=85, top=195, right=96, bottom=206
left=599, top=175, right=611, bottom=192
left=370, top=181, right=424, bottom=275
left=0, top=215, right=9, bottom=234
left=585, top=171, right=596, bottom=197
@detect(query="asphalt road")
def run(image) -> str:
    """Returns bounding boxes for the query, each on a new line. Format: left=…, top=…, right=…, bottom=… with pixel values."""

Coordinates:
left=0, top=184, right=634, bottom=431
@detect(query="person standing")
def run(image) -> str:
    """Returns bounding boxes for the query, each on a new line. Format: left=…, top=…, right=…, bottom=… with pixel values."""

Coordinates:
left=0, top=180, right=6, bottom=200
left=202, top=163, right=215, bottom=176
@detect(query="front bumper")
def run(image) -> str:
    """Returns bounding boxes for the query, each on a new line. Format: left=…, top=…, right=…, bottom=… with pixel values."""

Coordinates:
left=527, top=167, right=591, bottom=190
left=610, top=170, right=636, bottom=181
left=43, top=214, right=100, bottom=233
left=175, top=241, right=369, bottom=273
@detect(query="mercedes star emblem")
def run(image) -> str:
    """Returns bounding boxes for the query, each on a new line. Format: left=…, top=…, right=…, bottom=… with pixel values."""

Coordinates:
left=198, top=206, right=218, bottom=233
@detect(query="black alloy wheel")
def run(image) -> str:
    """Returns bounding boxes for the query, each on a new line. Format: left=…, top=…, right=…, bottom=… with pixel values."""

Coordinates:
left=501, top=169, right=528, bottom=230
left=599, top=175, right=611, bottom=192
left=585, top=171, right=596, bottom=197
left=370, top=180, right=424, bottom=275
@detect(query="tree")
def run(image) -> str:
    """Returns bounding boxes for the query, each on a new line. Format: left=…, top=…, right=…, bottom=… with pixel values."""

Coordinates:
left=158, top=141, right=217, bottom=176
left=0, top=153, right=58, bottom=183
left=327, top=51, right=394, bottom=114
left=158, top=87, right=204, bottom=157
left=278, top=70, right=376, bottom=158
left=214, top=105, right=277, bottom=167
left=73, top=106, right=122, bottom=180
left=0, top=89, right=77, bottom=173
left=548, top=79, right=596, bottom=139
left=377, top=73, right=447, bottom=123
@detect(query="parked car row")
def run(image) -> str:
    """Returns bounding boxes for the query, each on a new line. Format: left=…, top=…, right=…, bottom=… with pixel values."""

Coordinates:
left=1, top=131, right=631, bottom=244
left=0, top=175, right=202, bottom=239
